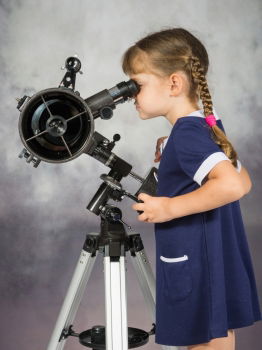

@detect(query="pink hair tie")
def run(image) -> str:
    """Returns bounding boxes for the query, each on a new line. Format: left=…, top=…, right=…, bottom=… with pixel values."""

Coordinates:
left=205, top=114, right=217, bottom=127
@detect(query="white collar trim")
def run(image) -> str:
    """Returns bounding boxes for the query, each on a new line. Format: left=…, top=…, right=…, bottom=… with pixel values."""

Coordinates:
left=185, top=108, right=220, bottom=120
left=161, top=108, right=220, bottom=151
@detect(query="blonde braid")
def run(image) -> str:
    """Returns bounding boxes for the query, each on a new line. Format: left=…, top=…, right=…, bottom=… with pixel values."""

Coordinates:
left=191, top=56, right=213, bottom=116
left=190, top=56, right=238, bottom=168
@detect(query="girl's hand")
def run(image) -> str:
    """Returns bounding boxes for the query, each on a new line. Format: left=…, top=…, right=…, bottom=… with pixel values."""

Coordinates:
left=154, top=136, right=168, bottom=162
left=132, top=193, right=174, bottom=223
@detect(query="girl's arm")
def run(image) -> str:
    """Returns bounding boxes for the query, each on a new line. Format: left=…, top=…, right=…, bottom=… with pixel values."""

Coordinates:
left=238, top=166, right=252, bottom=194
left=202, top=163, right=253, bottom=195
left=133, top=161, right=252, bottom=222
left=154, top=137, right=252, bottom=194
left=168, top=160, right=247, bottom=219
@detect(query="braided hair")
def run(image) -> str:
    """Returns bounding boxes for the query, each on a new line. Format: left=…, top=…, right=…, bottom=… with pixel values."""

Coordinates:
left=190, top=56, right=238, bottom=167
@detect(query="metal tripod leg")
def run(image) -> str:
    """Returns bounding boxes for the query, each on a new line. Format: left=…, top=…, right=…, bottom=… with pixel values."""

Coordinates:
left=46, top=233, right=98, bottom=350
left=104, top=244, right=128, bottom=350
left=129, top=234, right=181, bottom=350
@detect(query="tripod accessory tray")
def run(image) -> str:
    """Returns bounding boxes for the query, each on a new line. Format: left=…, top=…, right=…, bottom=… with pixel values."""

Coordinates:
left=79, top=324, right=154, bottom=349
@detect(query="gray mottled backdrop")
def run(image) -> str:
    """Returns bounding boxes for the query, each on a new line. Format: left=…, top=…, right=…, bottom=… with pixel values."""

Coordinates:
left=0, top=0, right=261, bottom=349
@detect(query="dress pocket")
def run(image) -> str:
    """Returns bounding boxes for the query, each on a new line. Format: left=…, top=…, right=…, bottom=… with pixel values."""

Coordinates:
left=160, top=254, right=193, bottom=302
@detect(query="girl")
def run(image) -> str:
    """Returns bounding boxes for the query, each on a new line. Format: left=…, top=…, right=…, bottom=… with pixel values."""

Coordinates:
left=121, top=28, right=261, bottom=350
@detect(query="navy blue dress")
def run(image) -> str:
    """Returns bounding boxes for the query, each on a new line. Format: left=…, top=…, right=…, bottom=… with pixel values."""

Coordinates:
left=154, top=110, right=261, bottom=346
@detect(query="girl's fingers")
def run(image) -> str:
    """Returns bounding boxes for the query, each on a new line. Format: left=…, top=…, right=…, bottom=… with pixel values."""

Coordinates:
left=154, top=152, right=161, bottom=162
left=154, top=136, right=168, bottom=162
left=132, top=203, right=144, bottom=211
left=156, top=137, right=164, bottom=146
left=155, top=150, right=161, bottom=157
left=156, top=136, right=168, bottom=148
left=138, top=212, right=148, bottom=222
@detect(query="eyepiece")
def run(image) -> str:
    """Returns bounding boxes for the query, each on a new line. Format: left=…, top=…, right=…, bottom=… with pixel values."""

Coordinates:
left=116, top=80, right=140, bottom=98
left=108, top=80, right=140, bottom=102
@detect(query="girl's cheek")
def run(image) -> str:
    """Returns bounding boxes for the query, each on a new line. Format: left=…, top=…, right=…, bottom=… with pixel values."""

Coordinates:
left=137, top=95, right=142, bottom=104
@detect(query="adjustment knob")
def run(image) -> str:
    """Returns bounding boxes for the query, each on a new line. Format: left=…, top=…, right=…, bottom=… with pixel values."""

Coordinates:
left=100, top=106, right=113, bottom=120
left=113, top=134, right=120, bottom=142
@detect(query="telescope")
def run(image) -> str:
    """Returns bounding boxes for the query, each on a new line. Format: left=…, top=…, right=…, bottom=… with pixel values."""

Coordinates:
left=16, top=57, right=163, bottom=350
left=17, top=56, right=139, bottom=166
left=17, top=56, right=157, bottom=216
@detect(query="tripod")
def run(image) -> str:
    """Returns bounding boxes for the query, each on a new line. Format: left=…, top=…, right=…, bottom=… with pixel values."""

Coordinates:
left=46, top=214, right=178, bottom=350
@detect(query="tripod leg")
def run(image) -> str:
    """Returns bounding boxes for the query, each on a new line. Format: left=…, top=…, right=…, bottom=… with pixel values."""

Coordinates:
left=129, top=234, right=181, bottom=350
left=104, top=245, right=128, bottom=350
left=47, top=242, right=97, bottom=350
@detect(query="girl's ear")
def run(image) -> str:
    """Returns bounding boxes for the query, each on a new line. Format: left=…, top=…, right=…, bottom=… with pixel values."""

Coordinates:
left=169, top=72, right=187, bottom=97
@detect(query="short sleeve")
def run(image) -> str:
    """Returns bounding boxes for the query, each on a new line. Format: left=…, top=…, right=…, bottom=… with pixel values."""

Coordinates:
left=173, top=121, right=231, bottom=186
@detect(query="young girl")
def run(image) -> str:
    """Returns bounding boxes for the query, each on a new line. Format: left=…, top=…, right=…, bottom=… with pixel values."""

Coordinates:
left=121, top=28, right=261, bottom=349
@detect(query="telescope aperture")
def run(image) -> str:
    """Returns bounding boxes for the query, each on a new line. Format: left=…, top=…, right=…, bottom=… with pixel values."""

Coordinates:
left=19, top=88, right=94, bottom=163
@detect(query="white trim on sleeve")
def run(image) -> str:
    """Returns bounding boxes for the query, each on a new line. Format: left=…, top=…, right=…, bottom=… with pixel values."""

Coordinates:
left=193, top=152, right=230, bottom=186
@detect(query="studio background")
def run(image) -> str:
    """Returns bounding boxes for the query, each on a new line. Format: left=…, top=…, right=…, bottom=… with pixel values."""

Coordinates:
left=0, top=0, right=261, bottom=349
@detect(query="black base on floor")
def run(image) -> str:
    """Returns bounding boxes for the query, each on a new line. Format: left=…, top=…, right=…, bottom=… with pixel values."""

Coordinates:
left=78, top=325, right=153, bottom=349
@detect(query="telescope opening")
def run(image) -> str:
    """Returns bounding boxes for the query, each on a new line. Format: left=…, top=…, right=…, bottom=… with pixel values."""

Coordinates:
left=19, top=88, right=94, bottom=163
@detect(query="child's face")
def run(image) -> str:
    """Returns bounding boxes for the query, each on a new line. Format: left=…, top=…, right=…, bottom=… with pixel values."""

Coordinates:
left=130, top=72, right=172, bottom=120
